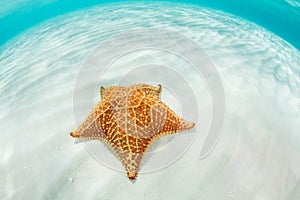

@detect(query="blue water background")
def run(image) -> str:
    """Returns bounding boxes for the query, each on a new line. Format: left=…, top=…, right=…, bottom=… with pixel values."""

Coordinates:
left=0, top=0, right=300, bottom=50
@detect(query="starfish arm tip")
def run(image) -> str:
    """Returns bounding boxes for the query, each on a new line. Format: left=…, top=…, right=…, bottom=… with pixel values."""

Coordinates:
left=156, top=84, right=162, bottom=93
left=100, top=86, right=106, bottom=99
left=127, top=172, right=137, bottom=180
left=191, top=122, right=195, bottom=128
left=70, top=131, right=80, bottom=138
left=182, top=120, right=195, bottom=130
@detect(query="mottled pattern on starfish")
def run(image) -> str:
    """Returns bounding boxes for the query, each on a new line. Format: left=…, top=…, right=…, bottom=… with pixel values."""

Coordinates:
left=70, top=83, right=195, bottom=180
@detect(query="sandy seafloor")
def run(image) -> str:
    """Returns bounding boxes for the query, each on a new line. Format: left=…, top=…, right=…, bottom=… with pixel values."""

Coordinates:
left=0, top=2, right=300, bottom=200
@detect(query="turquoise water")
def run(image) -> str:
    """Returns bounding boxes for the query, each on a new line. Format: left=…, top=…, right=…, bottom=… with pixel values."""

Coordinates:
left=0, top=1, right=300, bottom=200
left=1, top=0, right=300, bottom=50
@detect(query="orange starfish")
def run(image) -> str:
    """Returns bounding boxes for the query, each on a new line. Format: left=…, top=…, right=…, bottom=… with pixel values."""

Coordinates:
left=70, top=83, right=194, bottom=180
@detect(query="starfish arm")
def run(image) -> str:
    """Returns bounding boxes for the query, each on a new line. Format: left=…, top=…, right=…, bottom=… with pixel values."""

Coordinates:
left=152, top=102, right=195, bottom=137
left=100, top=86, right=105, bottom=99
left=70, top=101, right=111, bottom=140
left=119, top=151, right=144, bottom=180
left=103, top=129, right=151, bottom=180
left=131, top=83, right=161, bottom=101
left=113, top=131, right=151, bottom=180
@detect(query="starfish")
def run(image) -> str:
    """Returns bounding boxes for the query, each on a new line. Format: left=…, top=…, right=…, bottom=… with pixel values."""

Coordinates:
left=70, top=83, right=195, bottom=180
